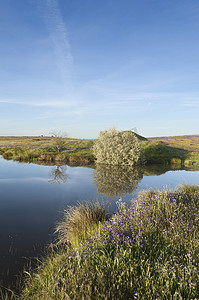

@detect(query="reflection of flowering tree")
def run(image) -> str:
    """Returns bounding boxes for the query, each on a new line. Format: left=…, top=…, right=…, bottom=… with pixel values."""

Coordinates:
left=49, top=165, right=68, bottom=184
left=93, top=164, right=143, bottom=198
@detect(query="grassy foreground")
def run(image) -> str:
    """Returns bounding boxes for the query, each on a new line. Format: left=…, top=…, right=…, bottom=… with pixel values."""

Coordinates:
left=3, top=185, right=199, bottom=299
left=0, top=134, right=198, bottom=166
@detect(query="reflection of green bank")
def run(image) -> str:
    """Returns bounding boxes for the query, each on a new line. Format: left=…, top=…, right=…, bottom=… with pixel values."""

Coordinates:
left=142, top=163, right=199, bottom=176
left=184, top=152, right=199, bottom=167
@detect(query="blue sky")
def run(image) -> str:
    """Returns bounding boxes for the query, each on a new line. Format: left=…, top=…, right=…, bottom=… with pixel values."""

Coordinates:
left=0, top=0, right=199, bottom=138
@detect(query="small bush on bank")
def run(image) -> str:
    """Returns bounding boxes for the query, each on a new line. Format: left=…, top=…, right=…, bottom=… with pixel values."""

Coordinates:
left=93, top=128, right=143, bottom=166
left=18, top=186, right=199, bottom=299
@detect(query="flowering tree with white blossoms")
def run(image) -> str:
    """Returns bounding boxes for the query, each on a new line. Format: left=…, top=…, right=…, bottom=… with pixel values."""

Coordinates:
left=93, top=128, right=142, bottom=166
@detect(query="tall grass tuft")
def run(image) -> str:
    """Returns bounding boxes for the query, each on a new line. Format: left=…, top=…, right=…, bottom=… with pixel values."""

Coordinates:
left=179, top=183, right=199, bottom=194
left=55, top=201, right=108, bottom=248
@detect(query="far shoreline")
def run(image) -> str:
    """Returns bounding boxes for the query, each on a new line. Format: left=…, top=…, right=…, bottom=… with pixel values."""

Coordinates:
left=0, top=134, right=198, bottom=167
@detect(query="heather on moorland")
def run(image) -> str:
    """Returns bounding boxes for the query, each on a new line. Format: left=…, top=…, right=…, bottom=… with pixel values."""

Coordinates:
left=4, top=184, right=197, bottom=300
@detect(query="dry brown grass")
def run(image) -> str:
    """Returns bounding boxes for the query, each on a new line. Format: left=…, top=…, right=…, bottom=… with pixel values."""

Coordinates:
left=148, top=135, right=199, bottom=152
left=1, top=134, right=198, bottom=152
left=0, top=136, right=93, bottom=149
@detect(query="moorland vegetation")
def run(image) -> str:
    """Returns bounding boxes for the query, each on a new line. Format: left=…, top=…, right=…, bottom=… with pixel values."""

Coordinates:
left=0, top=136, right=94, bottom=165
left=2, top=184, right=199, bottom=299
left=0, top=132, right=199, bottom=299
left=0, top=133, right=198, bottom=166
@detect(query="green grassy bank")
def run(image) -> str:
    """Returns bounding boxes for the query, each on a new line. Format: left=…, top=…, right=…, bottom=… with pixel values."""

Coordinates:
left=0, top=137, right=95, bottom=165
left=146, top=135, right=199, bottom=167
left=0, top=134, right=198, bottom=166
left=141, top=140, right=199, bottom=167
left=2, top=185, right=199, bottom=299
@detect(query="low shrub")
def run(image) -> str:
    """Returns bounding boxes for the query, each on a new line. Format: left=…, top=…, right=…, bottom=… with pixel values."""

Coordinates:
left=93, top=128, right=143, bottom=166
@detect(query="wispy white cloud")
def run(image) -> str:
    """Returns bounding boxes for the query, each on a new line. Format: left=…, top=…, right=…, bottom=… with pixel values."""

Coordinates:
left=0, top=98, right=78, bottom=108
left=182, top=101, right=199, bottom=108
left=37, top=0, right=74, bottom=88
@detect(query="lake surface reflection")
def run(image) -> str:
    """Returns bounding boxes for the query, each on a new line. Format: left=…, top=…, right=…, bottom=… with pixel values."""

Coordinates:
left=0, top=155, right=199, bottom=290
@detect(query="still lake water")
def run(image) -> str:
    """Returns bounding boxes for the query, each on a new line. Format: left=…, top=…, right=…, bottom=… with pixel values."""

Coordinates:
left=0, top=155, right=199, bottom=289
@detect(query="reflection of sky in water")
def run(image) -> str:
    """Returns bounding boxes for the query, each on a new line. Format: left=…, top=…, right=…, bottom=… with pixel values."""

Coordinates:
left=0, top=158, right=98, bottom=289
left=134, top=170, right=199, bottom=197
left=0, top=155, right=199, bottom=288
